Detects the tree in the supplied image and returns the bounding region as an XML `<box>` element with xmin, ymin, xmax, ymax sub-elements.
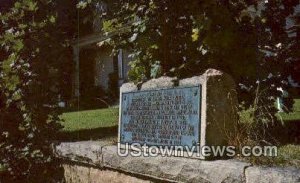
<box><xmin>0</xmin><ymin>0</ymin><xmax>75</xmax><ymax>181</ymax></box>
<box><xmin>84</xmin><ymin>0</ymin><xmax>299</xmax><ymax>140</ymax></box>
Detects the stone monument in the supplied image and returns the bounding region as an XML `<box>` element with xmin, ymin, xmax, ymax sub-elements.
<box><xmin>118</xmin><ymin>69</ymin><xmax>238</xmax><ymax>159</ymax></box>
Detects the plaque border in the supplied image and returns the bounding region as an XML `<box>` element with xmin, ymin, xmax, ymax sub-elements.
<box><xmin>118</xmin><ymin>85</ymin><xmax>203</xmax><ymax>158</ymax></box>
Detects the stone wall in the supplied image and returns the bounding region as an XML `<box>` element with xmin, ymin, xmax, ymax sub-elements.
<box><xmin>56</xmin><ymin>141</ymin><xmax>300</xmax><ymax>183</ymax></box>
<box><xmin>63</xmin><ymin>164</ymin><xmax>152</xmax><ymax>183</ymax></box>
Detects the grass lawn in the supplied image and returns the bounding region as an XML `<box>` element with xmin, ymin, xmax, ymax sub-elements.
<box><xmin>244</xmin><ymin>144</ymin><xmax>300</xmax><ymax>168</ymax></box>
<box><xmin>60</xmin><ymin>107</ymin><xmax>119</xmax><ymax>132</ymax></box>
<box><xmin>276</xmin><ymin>144</ymin><xmax>300</xmax><ymax>168</ymax></box>
<box><xmin>242</xmin><ymin>99</ymin><xmax>300</xmax><ymax>167</ymax></box>
<box><xmin>0</xmin><ymin>164</ymin><xmax>6</xmax><ymax>172</ymax></box>
<box><xmin>60</xmin><ymin>99</ymin><xmax>300</xmax><ymax>132</ymax></box>
<box><xmin>278</xmin><ymin>99</ymin><xmax>300</xmax><ymax>121</ymax></box>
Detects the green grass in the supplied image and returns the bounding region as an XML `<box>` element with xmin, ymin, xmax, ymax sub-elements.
<box><xmin>279</xmin><ymin>99</ymin><xmax>300</xmax><ymax>121</ymax></box>
<box><xmin>0</xmin><ymin>164</ymin><xmax>6</xmax><ymax>172</ymax></box>
<box><xmin>61</xmin><ymin>99</ymin><xmax>300</xmax><ymax>132</ymax></box>
<box><xmin>60</xmin><ymin>107</ymin><xmax>119</xmax><ymax>132</ymax></box>
<box><xmin>245</xmin><ymin>144</ymin><xmax>300</xmax><ymax>168</ymax></box>
<box><xmin>240</xmin><ymin>99</ymin><xmax>300</xmax><ymax>167</ymax></box>
<box><xmin>276</xmin><ymin>144</ymin><xmax>300</xmax><ymax>168</ymax></box>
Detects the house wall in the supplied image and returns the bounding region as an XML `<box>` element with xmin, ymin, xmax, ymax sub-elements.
<box><xmin>122</xmin><ymin>50</ymin><xmax>131</xmax><ymax>81</ymax></box>
<box><xmin>94</xmin><ymin>48</ymin><xmax>132</xmax><ymax>90</ymax></box>
<box><xmin>94</xmin><ymin>47</ymin><xmax>114</xmax><ymax>90</ymax></box>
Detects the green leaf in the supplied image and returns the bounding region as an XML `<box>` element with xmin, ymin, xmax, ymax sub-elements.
<box><xmin>103</xmin><ymin>20</ymin><xmax>114</xmax><ymax>31</ymax></box>
<box><xmin>18</xmin><ymin>23</ymin><xmax>27</xmax><ymax>29</ymax></box>
<box><xmin>14</xmin><ymin>2</ymin><xmax>21</xmax><ymax>9</ymax></box>
<box><xmin>76</xmin><ymin>1</ymin><xmax>87</xmax><ymax>9</ymax></box>
<box><xmin>139</xmin><ymin>24</ymin><xmax>146</xmax><ymax>32</ymax></box>
<box><xmin>150</xmin><ymin>44</ymin><xmax>158</xmax><ymax>49</ymax></box>
<box><xmin>27</xmin><ymin>1</ymin><xmax>38</xmax><ymax>11</ymax></box>
<box><xmin>192</xmin><ymin>28</ymin><xmax>199</xmax><ymax>42</ymax></box>
<box><xmin>49</xmin><ymin>15</ymin><xmax>56</xmax><ymax>23</ymax></box>
<box><xmin>13</xmin><ymin>39</ymin><xmax>24</xmax><ymax>52</ymax></box>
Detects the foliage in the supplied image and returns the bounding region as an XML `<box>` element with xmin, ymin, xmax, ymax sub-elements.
<box><xmin>94</xmin><ymin>1</ymin><xmax>299</xmax><ymax>81</ymax></box>
<box><xmin>229</xmin><ymin>98</ymin><xmax>300</xmax><ymax>167</ymax></box>
<box><xmin>229</xmin><ymin>85</ymin><xmax>294</xmax><ymax>151</ymax></box>
<box><xmin>0</xmin><ymin>0</ymin><xmax>75</xmax><ymax>181</ymax></box>
<box><xmin>80</xmin><ymin>0</ymin><xmax>300</xmax><ymax>138</ymax></box>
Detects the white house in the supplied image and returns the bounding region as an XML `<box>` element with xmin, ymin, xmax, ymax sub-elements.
<box><xmin>71</xmin><ymin>13</ymin><xmax>132</xmax><ymax>97</ymax></box>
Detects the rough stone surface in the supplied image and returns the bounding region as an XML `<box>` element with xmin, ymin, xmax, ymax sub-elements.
<box><xmin>102</xmin><ymin>146</ymin><xmax>250</xmax><ymax>183</ymax></box>
<box><xmin>56</xmin><ymin>142</ymin><xmax>300</xmax><ymax>183</ymax></box>
<box><xmin>141</xmin><ymin>76</ymin><xmax>176</xmax><ymax>90</ymax></box>
<box><xmin>55</xmin><ymin>141</ymin><xmax>107</xmax><ymax>165</ymax></box>
<box><xmin>119</xmin><ymin>69</ymin><xmax>238</xmax><ymax>158</ymax></box>
<box><xmin>63</xmin><ymin>164</ymin><xmax>152</xmax><ymax>183</ymax></box>
<box><xmin>178</xmin><ymin>69</ymin><xmax>223</xmax><ymax>87</ymax></box>
<box><xmin>120</xmin><ymin>82</ymin><xmax>138</xmax><ymax>93</ymax></box>
<box><xmin>179</xmin><ymin>69</ymin><xmax>238</xmax><ymax>148</ymax></box>
<box><xmin>245</xmin><ymin>166</ymin><xmax>300</xmax><ymax>183</ymax></box>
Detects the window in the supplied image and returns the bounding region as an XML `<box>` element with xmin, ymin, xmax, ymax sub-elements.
<box><xmin>113</xmin><ymin>49</ymin><xmax>124</xmax><ymax>80</ymax></box>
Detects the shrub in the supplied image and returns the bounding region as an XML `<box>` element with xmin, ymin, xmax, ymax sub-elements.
<box><xmin>0</xmin><ymin>0</ymin><xmax>74</xmax><ymax>181</ymax></box>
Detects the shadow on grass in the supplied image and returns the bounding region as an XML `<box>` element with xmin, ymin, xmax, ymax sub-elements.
<box><xmin>273</xmin><ymin>120</ymin><xmax>300</xmax><ymax>145</ymax></box>
<box><xmin>58</xmin><ymin>125</ymin><xmax>118</xmax><ymax>142</ymax></box>
<box><xmin>56</xmin><ymin>121</ymin><xmax>299</xmax><ymax>144</ymax></box>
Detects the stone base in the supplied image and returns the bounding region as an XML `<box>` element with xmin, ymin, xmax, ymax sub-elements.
<box><xmin>63</xmin><ymin>164</ymin><xmax>152</xmax><ymax>183</ymax></box>
<box><xmin>56</xmin><ymin>141</ymin><xmax>300</xmax><ymax>183</ymax></box>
